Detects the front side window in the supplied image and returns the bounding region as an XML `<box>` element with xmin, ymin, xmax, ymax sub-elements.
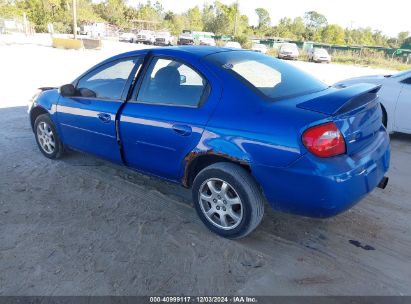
<box><xmin>136</xmin><ymin>57</ymin><xmax>207</xmax><ymax>107</ymax></box>
<box><xmin>76</xmin><ymin>58</ymin><xmax>139</xmax><ymax>100</ymax></box>
<box><xmin>206</xmin><ymin>51</ymin><xmax>328</xmax><ymax>100</ymax></box>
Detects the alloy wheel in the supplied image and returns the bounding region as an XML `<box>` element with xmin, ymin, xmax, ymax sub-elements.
<box><xmin>198</xmin><ymin>178</ymin><xmax>243</xmax><ymax>230</ymax></box>
<box><xmin>36</xmin><ymin>121</ymin><xmax>55</xmax><ymax>154</ymax></box>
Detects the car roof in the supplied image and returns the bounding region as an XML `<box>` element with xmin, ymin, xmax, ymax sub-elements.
<box><xmin>110</xmin><ymin>46</ymin><xmax>240</xmax><ymax>61</ymax></box>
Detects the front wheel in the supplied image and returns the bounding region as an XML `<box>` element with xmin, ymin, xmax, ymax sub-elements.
<box><xmin>34</xmin><ymin>114</ymin><xmax>64</xmax><ymax>159</ymax></box>
<box><xmin>192</xmin><ymin>162</ymin><xmax>264</xmax><ymax>239</ymax></box>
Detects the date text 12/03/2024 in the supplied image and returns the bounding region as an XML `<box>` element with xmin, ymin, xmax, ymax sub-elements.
<box><xmin>149</xmin><ymin>296</ymin><xmax>257</xmax><ymax>303</ymax></box>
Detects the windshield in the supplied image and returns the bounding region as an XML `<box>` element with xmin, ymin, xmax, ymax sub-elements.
<box><xmin>205</xmin><ymin>51</ymin><xmax>328</xmax><ymax>100</ymax></box>
<box><xmin>315</xmin><ymin>49</ymin><xmax>328</xmax><ymax>55</ymax></box>
<box><xmin>282</xmin><ymin>44</ymin><xmax>297</xmax><ymax>50</ymax></box>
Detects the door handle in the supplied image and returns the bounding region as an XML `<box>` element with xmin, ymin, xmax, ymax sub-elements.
<box><xmin>172</xmin><ymin>124</ymin><xmax>192</xmax><ymax>136</ymax></box>
<box><xmin>97</xmin><ymin>113</ymin><xmax>111</xmax><ymax>123</ymax></box>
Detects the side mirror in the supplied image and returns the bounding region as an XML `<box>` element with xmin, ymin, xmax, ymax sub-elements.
<box><xmin>78</xmin><ymin>88</ymin><xmax>96</xmax><ymax>98</ymax></box>
<box><xmin>180</xmin><ymin>75</ymin><xmax>186</xmax><ymax>84</ymax></box>
<box><xmin>59</xmin><ymin>84</ymin><xmax>76</xmax><ymax>97</ymax></box>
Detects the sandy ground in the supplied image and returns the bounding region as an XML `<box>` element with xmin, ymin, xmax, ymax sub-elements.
<box><xmin>1</xmin><ymin>35</ymin><xmax>411</xmax><ymax>296</ymax></box>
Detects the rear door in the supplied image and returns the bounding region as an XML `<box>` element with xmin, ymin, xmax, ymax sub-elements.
<box><xmin>119</xmin><ymin>54</ymin><xmax>221</xmax><ymax>181</ymax></box>
<box><xmin>57</xmin><ymin>56</ymin><xmax>143</xmax><ymax>163</ymax></box>
<box><xmin>394</xmin><ymin>76</ymin><xmax>411</xmax><ymax>132</ymax></box>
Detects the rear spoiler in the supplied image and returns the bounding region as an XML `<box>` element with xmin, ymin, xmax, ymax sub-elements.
<box><xmin>297</xmin><ymin>83</ymin><xmax>381</xmax><ymax>116</ymax></box>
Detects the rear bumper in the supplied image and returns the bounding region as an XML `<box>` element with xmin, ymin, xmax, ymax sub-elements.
<box><xmin>252</xmin><ymin>129</ymin><xmax>390</xmax><ymax>218</ymax></box>
<box><xmin>314</xmin><ymin>58</ymin><xmax>331</xmax><ymax>63</ymax></box>
<box><xmin>279</xmin><ymin>54</ymin><xmax>298</xmax><ymax>60</ymax></box>
<box><xmin>136</xmin><ymin>39</ymin><xmax>152</xmax><ymax>44</ymax></box>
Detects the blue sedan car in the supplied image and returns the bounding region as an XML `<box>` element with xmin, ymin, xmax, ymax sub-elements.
<box><xmin>28</xmin><ymin>46</ymin><xmax>390</xmax><ymax>238</ymax></box>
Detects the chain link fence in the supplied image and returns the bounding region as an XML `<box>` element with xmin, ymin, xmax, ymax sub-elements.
<box><xmin>0</xmin><ymin>15</ymin><xmax>34</xmax><ymax>34</ymax></box>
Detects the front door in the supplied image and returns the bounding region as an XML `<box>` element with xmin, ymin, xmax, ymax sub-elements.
<box><xmin>57</xmin><ymin>56</ymin><xmax>142</xmax><ymax>162</ymax></box>
<box><xmin>119</xmin><ymin>55</ymin><xmax>220</xmax><ymax>181</ymax></box>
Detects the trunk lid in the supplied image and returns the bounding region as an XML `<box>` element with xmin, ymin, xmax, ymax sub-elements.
<box><xmin>298</xmin><ymin>84</ymin><xmax>384</xmax><ymax>156</ymax></box>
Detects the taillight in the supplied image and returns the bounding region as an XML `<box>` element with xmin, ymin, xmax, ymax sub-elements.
<box><xmin>302</xmin><ymin>122</ymin><xmax>346</xmax><ymax>158</ymax></box>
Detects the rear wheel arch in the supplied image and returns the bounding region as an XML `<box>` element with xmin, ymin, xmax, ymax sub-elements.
<box><xmin>191</xmin><ymin>161</ymin><xmax>265</xmax><ymax>238</ymax></box>
<box><xmin>183</xmin><ymin>153</ymin><xmax>252</xmax><ymax>188</ymax></box>
<box><xmin>30</xmin><ymin>106</ymin><xmax>49</xmax><ymax>130</ymax></box>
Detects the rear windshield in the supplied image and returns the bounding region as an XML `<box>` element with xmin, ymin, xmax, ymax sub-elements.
<box><xmin>205</xmin><ymin>51</ymin><xmax>328</xmax><ymax>100</ymax></box>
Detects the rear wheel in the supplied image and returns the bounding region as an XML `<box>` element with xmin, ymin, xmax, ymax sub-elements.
<box><xmin>34</xmin><ymin>114</ymin><xmax>64</xmax><ymax>159</ymax></box>
<box><xmin>192</xmin><ymin>162</ymin><xmax>264</xmax><ymax>239</ymax></box>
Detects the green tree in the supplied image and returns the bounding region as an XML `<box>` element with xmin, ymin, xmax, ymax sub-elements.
<box><xmin>398</xmin><ymin>31</ymin><xmax>410</xmax><ymax>46</ymax></box>
<box><xmin>77</xmin><ymin>0</ymin><xmax>101</xmax><ymax>23</ymax></box>
<box><xmin>304</xmin><ymin>11</ymin><xmax>327</xmax><ymax>29</ymax></box>
<box><xmin>321</xmin><ymin>24</ymin><xmax>345</xmax><ymax>44</ymax></box>
<box><xmin>289</xmin><ymin>17</ymin><xmax>305</xmax><ymax>40</ymax></box>
<box><xmin>203</xmin><ymin>1</ymin><xmax>247</xmax><ymax>36</ymax></box>
<box><xmin>162</xmin><ymin>12</ymin><xmax>187</xmax><ymax>35</ymax></box>
<box><xmin>255</xmin><ymin>7</ymin><xmax>270</xmax><ymax>29</ymax></box>
<box><xmin>0</xmin><ymin>0</ymin><xmax>23</xmax><ymax>18</ymax></box>
<box><xmin>304</xmin><ymin>11</ymin><xmax>327</xmax><ymax>41</ymax></box>
<box><xmin>272</xmin><ymin>17</ymin><xmax>295</xmax><ymax>39</ymax></box>
<box><xmin>186</xmin><ymin>6</ymin><xmax>203</xmax><ymax>31</ymax></box>
<box><xmin>372</xmin><ymin>30</ymin><xmax>388</xmax><ymax>46</ymax></box>
<box><xmin>95</xmin><ymin>0</ymin><xmax>126</xmax><ymax>27</ymax></box>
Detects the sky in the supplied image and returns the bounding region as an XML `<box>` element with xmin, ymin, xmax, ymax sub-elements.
<box><xmin>128</xmin><ymin>0</ymin><xmax>411</xmax><ymax>37</ymax></box>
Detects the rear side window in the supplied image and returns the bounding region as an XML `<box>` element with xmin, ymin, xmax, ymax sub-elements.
<box><xmin>206</xmin><ymin>51</ymin><xmax>327</xmax><ymax>100</ymax></box>
<box><xmin>136</xmin><ymin>57</ymin><xmax>207</xmax><ymax>107</ymax></box>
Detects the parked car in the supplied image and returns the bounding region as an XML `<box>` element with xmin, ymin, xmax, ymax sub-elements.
<box><xmin>177</xmin><ymin>33</ymin><xmax>195</xmax><ymax>45</ymax></box>
<box><xmin>199</xmin><ymin>37</ymin><xmax>216</xmax><ymax>46</ymax></box>
<box><xmin>224</xmin><ymin>41</ymin><xmax>242</xmax><ymax>49</ymax></box>
<box><xmin>135</xmin><ymin>30</ymin><xmax>155</xmax><ymax>45</ymax></box>
<box><xmin>308</xmin><ymin>48</ymin><xmax>331</xmax><ymax>63</ymax></box>
<box><xmin>154</xmin><ymin>31</ymin><xmax>174</xmax><ymax>46</ymax></box>
<box><xmin>335</xmin><ymin>69</ymin><xmax>411</xmax><ymax>134</ymax></box>
<box><xmin>119</xmin><ymin>32</ymin><xmax>136</xmax><ymax>43</ymax></box>
<box><xmin>28</xmin><ymin>47</ymin><xmax>390</xmax><ymax>239</ymax></box>
<box><xmin>251</xmin><ymin>43</ymin><xmax>267</xmax><ymax>54</ymax></box>
<box><xmin>278</xmin><ymin>43</ymin><xmax>299</xmax><ymax>60</ymax></box>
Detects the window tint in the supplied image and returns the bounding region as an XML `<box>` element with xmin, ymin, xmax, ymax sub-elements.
<box><xmin>206</xmin><ymin>51</ymin><xmax>328</xmax><ymax>100</ymax></box>
<box><xmin>77</xmin><ymin>58</ymin><xmax>139</xmax><ymax>100</ymax></box>
<box><xmin>402</xmin><ymin>77</ymin><xmax>411</xmax><ymax>85</ymax></box>
<box><xmin>137</xmin><ymin>58</ymin><xmax>207</xmax><ymax>107</ymax></box>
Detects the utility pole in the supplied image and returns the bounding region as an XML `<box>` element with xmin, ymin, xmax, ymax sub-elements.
<box><xmin>23</xmin><ymin>12</ymin><xmax>28</xmax><ymax>36</ymax></box>
<box><xmin>233</xmin><ymin>0</ymin><xmax>239</xmax><ymax>36</ymax></box>
<box><xmin>72</xmin><ymin>0</ymin><xmax>77</xmax><ymax>39</ymax></box>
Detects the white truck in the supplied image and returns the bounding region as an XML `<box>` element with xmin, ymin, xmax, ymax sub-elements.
<box><xmin>135</xmin><ymin>30</ymin><xmax>155</xmax><ymax>45</ymax></box>
<box><xmin>154</xmin><ymin>31</ymin><xmax>174</xmax><ymax>46</ymax></box>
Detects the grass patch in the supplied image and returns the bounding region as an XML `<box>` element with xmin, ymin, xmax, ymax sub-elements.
<box><xmin>267</xmin><ymin>47</ymin><xmax>410</xmax><ymax>71</ymax></box>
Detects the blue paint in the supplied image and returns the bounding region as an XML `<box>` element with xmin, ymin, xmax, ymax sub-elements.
<box><xmin>29</xmin><ymin>46</ymin><xmax>390</xmax><ymax>218</ymax></box>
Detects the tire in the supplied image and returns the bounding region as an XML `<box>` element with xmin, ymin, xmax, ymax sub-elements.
<box><xmin>34</xmin><ymin>114</ymin><xmax>64</xmax><ymax>159</ymax></box>
<box><xmin>192</xmin><ymin>162</ymin><xmax>264</xmax><ymax>239</ymax></box>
